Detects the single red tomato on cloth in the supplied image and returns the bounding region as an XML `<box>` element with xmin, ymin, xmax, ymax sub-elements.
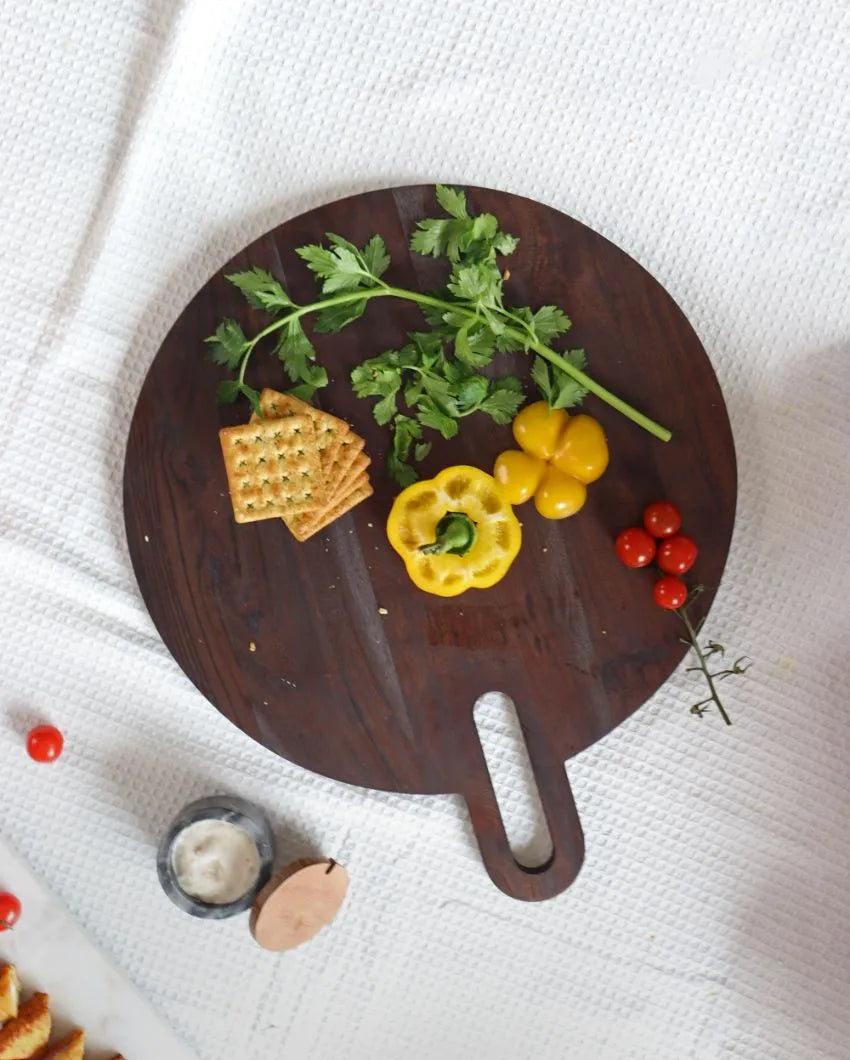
<box><xmin>657</xmin><ymin>534</ymin><xmax>698</xmax><ymax>575</ymax></box>
<box><xmin>27</xmin><ymin>724</ymin><xmax>64</xmax><ymax>763</ymax></box>
<box><xmin>615</xmin><ymin>527</ymin><xmax>657</xmax><ymax>569</ymax></box>
<box><xmin>0</xmin><ymin>892</ymin><xmax>21</xmax><ymax>931</ymax></box>
<box><xmin>643</xmin><ymin>500</ymin><xmax>682</xmax><ymax>539</ymax></box>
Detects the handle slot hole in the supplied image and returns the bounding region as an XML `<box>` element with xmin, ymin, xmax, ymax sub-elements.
<box><xmin>473</xmin><ymin>692</ymin><xmax>554</xmax><ymax>869</ymax></box>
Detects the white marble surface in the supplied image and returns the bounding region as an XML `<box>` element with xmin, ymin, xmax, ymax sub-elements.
<box><xmin>1</xmin><ymin>1</ymin><xmax>849</xmax><ymax>1059</ymax></box>
<box><xmin>0</xmin><ymin>835</ymin><xmax>197</xmax><ymax>1060</ymax></box>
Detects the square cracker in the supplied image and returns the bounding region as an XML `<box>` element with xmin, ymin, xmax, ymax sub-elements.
<box><xmin>324</xmin><ymin>432</ymin><xmax>365</xmax><ymax>493</ymax></box>
<box><xmin>285</xmin><ymin>452</ymin><xmax>370</xmax><ymax>536</ymax></box>
<box><xmin>258</xmin><ymin>389</ymin><xmax>349</xmax><ymax>476</ymax></box>
<box><xmin>327</xmin><ymin>451</ymin><xmax>371</xmax><ymax>507</ymax></box>
<box><xmin>219</xmin><ymin>415</ymin><xmax>327</xmax><ymax>522</ymax></box>
<box><xmin>287</xmin><ymin>480</ymin><xmax>374</xmax><ymax>542</ymax></box>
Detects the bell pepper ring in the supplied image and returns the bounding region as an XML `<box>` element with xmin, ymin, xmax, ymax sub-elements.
<box><xmin>386</xmin><ymin>466</ymin><xmax>522</xmax><ymax>597</ymax></box>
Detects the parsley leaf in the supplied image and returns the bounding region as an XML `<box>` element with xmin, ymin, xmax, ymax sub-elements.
<box><xmin>454</xmin><ymin>324</ymin><xmax>496</xmax><ymax>368</ymax></box>
<box><xmin>226</xmin><ymin>267</ymin><xmax>294</xmax><ymax>313</ymax></box>
<box><xmin>478</xmin><ymin>384</ymin><xmax>525</xmax><ymax>424</ymax></box>
<box><xmin>294</xmin><ymin>244</ymin><xmax>339</xmax><ymax>281</ymax></box>
<box><xmin>239</xmin><ymin>383</ymin><xmax>262</xmax><ymax>416</ymax></box>
<box><xmin>313</xmin><ymin>298</ymin><xmax>367</xmax><ymax>333</ymax></box>
<box><xmin>351</xmin><ymin>356</ymin><xmax>403</xmax><ymax>399</ymax></box>
<box><xmin>373</xmin><ymin>389</ymin><xmax>399</xmax><ymax>425</ymax></box>
<box><xmin>494</xmin><ymin>232</ymin><xmax>520</xmax><ymax>256</ymax></box>
<box><xmin>417</xmin><ymin>398</ymin><xmax>458</xmax><ymax>439</ymax></box>
<box><xmin>435</xmin><ymin>184</ymin><xmax>469</xmax><ymax>219</ymax></box>
<box><xmin>410</xmin><ymin>217</ymin><xmax>472</xmax><ymax>262</ymax></box>
<box><xmin>531</xmin><ymin>306</ymin><xmax>571</xmax><ymax>344</ymax></box>
<box><xmin>205</xmin><ymin>319</ymin><xmax>248</xmax><ymax>371</ymax></box>
<box><xmin>455</xmin><ymin>375</ymin><xmax>489</xmax><ymax>411</ymax></box>
<box><xmin>531</xmin><ymin>355</ymin><xmax>552</xmax><ymax>399</ymax></box>
<box><xmin>297</xmin><ymin>235</ymin><xmax>382</xmax><ymax>294</ymax></box>
<box><xmin>388</xmin><ymin>415</ymin><xmax>422</xmax><ymax>486</ymax></box>
<box><xmin>362</xmin><ymin>235</ymin><xmax>390</xmax><ymax>279</ymax></box>
<box><xmin>215</xmin><ymin>379</ymin><xmax>241</xmax><ymax>405</ymax></box>
<box><xmin>447</xmin><ymin>263</ymin><xmax>502</xmax><ymax>308</ymax></box>
<box><xmin>275</xmin><ymin>318</ymin><xmax>317</xmax><ymax>384</ymax></box>
<box><xmin>532</xmin><ymin>351</ymin><xmax>589</xmax><ymax>409</ymax></box>
<box><xmin>288</xmin><ymin>383</ymin><xmax>318</xmax><ymax>403</ymax></box>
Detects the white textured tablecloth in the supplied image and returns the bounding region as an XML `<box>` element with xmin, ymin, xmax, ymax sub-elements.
<box><xmin>2</xmin><ymin>2</ymin><xmax>849</xmax><ymax>1058</ymax></box>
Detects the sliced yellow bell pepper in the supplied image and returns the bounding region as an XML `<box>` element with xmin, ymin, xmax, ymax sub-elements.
<box><xmin>387</xmin><ymin>465</ymin><xmax>522</xmax><ymax>597</ymax></box>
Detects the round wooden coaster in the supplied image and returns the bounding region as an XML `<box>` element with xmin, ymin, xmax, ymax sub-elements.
<box><xmin>249</xmin><ymin>858</ymin><xmax>349</xmax><ymax>951</ymax></box>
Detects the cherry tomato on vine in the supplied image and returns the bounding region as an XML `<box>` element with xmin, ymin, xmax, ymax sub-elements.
<box><xmin>615</xmin><ymin>527</ymin><xmax>657</xmax><ymax>568</ymax></box>
<box><xmin>643</xmin><ymin>500</ymin><xmax>682</xmax><ymax>539</ymax></box>
<box><xmin>657</xmin><ymin>534</ymin><xmax>698</xmax><ymax>575</ymax></box>
<box><xmin>0</xmin><ymin>892</ymin><xmax>21</xmax><ymax>931</ymax></box>
<box><xmin>26</xmin><ymin>725</ymin><xmax>64</xmax><ymax>763</ymax></box>
<box><xmin>653</xmin><ymin>575</ymin><xmax>688</xmax><ymax>610</ymax></box>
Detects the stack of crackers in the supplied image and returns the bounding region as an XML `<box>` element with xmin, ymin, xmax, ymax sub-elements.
<box><xmin>0</xmin><ymin>963</ymin><xmax>124</xmax><ymax>1058</ymax></box>
<box><xmin>219</xmin><ymin>389</ymin><xmax>373</xmax><ymax>542</ymax></box>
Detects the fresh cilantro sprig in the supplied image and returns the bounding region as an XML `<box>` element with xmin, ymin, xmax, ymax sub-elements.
<box><xmin>350</xmin><ymin>332</ymin><xmax>524</xmax><ymax>483</ymax></box>
<box><xmin>206</xmin><ymin>185</ymin><xmax>671</xmax><ymax>484</ymax></box>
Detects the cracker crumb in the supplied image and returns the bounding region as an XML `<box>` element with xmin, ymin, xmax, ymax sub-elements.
<box><xmin>249</xmin><ymin>641</ymin><xmax>257</xmax><ymax>652</ymax></box>
<box><xmin>378</xmin><ymin>607</ymin><xmax>388</xmax><ymax>616</ymax></box>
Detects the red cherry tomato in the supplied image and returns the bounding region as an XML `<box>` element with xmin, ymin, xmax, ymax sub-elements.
<box><xmin>615</xmin><ymin>527</ymin><xmax>657</xmax><ymax>568</ymax></box>
<box><xmin>657</xmin><ymin>534</ymin><xmax>698</xmax><ymax>575</ymax></box>
<box><xmin>643</xmin><ymin>501</ymin><xmax>682</xmax><ymax>539</ymax></box>
<box><xmin>653</xmin><ymin>575</ymin><xmax>688</xmax><ymax>610</ymax></box>
<box><xmin>0</xmin><ymin>892</ymin><xmax>21</xmax><ymax>932</ymax></box>
<box><xmin>27</xmin><ymin>725</ymin><xmax>64</xmax><ymax>763</ymax></box>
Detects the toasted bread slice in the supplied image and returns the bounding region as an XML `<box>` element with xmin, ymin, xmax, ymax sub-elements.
<box><xmin>0</xmin><ymin>965</ymin><xmax>19</xmax><ymax>1023</ymax></box>
<box><xmin>38</xmin><ymin>1028</ymin><xmax>86</xmax><ymax>1059</ymax></box>
<box><xmin>0</xmin><ymin>991</ymin><xmax>51</xmax><ymax>1057</ymax></box>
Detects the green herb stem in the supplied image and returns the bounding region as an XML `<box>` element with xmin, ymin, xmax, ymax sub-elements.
<box><xmin>235</xmin><ymin>284</ymin><xmax>670</xmax><ymax>441</ymax></box>
<box><xmin>237</xmin><ymin>288</ymin><xmax>394</xmax><ymax>386</ymax></box>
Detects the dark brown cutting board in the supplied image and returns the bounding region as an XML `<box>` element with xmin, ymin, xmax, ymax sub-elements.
<box><xmin>123</xmin><ymin>186</ymin><xmax>736</xmax><ymax>901</ymax></box>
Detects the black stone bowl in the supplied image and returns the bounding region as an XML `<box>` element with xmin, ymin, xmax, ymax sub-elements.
<box><xmin>157</xmin><ymin>795</ymin><xmax>275</xmax><ymax>919</ymax></box>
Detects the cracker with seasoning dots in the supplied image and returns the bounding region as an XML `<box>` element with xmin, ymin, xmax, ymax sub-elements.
<box><xmin>287</xmin><ymin>479</ymin><xmax>374</xmax><ymax>542</ymax></box>
<box><xmin>257</xmin><ymin>389</ymin><xmax>349</xmax><ymax>479</ymax></box>
<box><xmin>219</xmin><ymin>415</ymin><xmax>326</xmax><ymax>522</ymax></box>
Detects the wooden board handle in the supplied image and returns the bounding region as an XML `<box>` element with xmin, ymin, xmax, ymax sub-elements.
<box><xmin>465</xmin><ymin>717</ymin><xmax>585</xmax><ymax>902</ymax></box>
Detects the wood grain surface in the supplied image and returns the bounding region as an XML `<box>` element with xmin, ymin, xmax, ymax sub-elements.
<box><xmin>123</xmin><ymin>186</ymin><xmax>736</xmax><ymax>901</ymax></box>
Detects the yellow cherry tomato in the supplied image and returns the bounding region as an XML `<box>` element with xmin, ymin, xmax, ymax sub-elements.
<box><xmin>551</xmin><ymin>414</ymin><xmax>609</xmax><ymax>484</ymax></box>
<box><xmin>511</xmin><ymin>401</ymin><xmax>570</xmax><ymax>461</ymax></box>
<box><xmin>493</xmin><ymin>450</ymin><xmax>546</xmax><ymax>505</ymax></box>
<box><xmin>533</xmin><ymin>466</ymin><xmax>587</xmax><ymax>520</ymax></box>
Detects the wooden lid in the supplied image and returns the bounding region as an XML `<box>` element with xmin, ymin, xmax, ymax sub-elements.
<box><xmin>249</xmin><ymin>858</ymin><xmax>349</xmax><ymax>951</ymax></box>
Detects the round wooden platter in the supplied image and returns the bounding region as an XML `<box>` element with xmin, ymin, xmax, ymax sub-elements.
<box><xmin>123</xmin><ymin>186</ymin><xmax>736</xmax><ymax>902</ymax></box>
